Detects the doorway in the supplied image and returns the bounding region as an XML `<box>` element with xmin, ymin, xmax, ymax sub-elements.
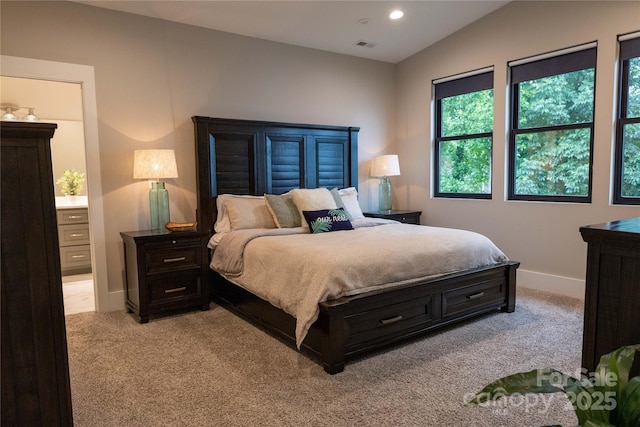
<box><xmin>1</xmin><ymin>55</ymin><xmax>111</xmax><ymax>313</ymax></box>
<box><xmin>1</xmin><ymin>76</ymin><xmax>95</xmax><ymax>314</ymax></box>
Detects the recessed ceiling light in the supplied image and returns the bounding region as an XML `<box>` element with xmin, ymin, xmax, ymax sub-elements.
<box><xmin>389</xmin><ymin>10</ymin><xmax>404</xmax><ymax>20</ymax></box>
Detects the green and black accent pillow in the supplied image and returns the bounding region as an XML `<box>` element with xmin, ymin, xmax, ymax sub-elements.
<box><xmin>302</xmin><ymin>208</ymin><xmax>353</xmax><ymax>234</ymax></box>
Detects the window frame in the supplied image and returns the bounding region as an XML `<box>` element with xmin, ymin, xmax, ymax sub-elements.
<box><xmin>507</xmin><ymin>46</ymin><xmax>597</xmax><ymax>203</ymax></box>
<box><xmin>433</xmin><ymin>69</ymin><xmax>494</xmax><ymax>199</ymax></box>
<box><xmin>613</xmin><ymin>35</ymin><xmax>640</xmax><ymax>205</ymax></box>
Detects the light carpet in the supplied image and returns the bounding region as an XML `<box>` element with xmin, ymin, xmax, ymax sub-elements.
<box><xmin>65</xmin><ymin>287</ymin><xmax>584</xmax><ymax>426</ymax></box>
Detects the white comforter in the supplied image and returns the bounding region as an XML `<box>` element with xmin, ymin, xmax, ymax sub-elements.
<box><xmin>210</xmin><ymin>220</ymin><xmax>508</xmax><ymax>348</ymax></box>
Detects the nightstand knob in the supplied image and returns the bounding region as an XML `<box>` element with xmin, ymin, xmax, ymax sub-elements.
<box><xmin>172</xmin><ymin>240</ymin><xmax>177</xmax><ymax>244</ymax></box>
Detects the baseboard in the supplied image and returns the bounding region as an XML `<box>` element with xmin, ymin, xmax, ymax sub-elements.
<box><xmin>517</xmin><ymin>269</ymin><xmax>585</xmax><ymax>300</ymax></box>
<box><xmin>106</xmin><ymin>290</ymin><xmax>126</xmax><ymax>312</ymax></box>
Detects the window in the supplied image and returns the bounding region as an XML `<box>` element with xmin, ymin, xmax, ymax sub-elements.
<box><xmin>434</xmin><ymin>70</ymin><xmax>494</xmax><ymax>199</ymax></box>
<box><xmin>508</xmin><ymin>45</ymin><xmax>597</xmax><ymax>202</ymax></box>
<box><xmin>614</xmin><ymin>35</ymin><xmax>640</xmax><ymax>205</ymax></box>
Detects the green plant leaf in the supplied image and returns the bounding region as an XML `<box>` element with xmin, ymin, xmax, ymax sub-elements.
<box><xmin>599</xmin><ymin>345</ymin><xmax>640</xmax><ymax>388</ymax></box>
<box><xmin>466</xmin><ymin>368</ymin><xmax>570</xmax><ymax>406</ymax></box>
<box><xmin>563</xmin><ymin>376</ymin><xmax>607</xmax><ymax>425</ymax></box>
<box><xmin>594</xmin><ymin>344</ymin><xmax>640</xmax><ymax>425</ymax></box>
<box><xmin>617</xmin><ymin>376</ymin><xmax>640</xmax><ymax>427</ymax></box>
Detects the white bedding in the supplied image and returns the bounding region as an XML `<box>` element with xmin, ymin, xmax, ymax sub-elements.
<box><xmin>210</xmin><ymin>220</ymin><xmax>508</xmax><ymax>348</ymax></box>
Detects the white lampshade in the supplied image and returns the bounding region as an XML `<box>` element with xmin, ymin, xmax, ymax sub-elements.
<box><xmin>372</xmin><ymin>154</ymin><xmax>401</xmax><ymax>177</ymax></box>
<box><xmin>133</xmin><ymin>149</ymin><xmax>178</xmax><ymax>180</ymax></box>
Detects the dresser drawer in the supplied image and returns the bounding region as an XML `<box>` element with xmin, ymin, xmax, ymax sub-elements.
<box><xmin>145</xmin><ymin>246</ymin><xmax>201</xmax><ymax>275</ymax></box>
<box><xmin>345</xmin><ymin>289</ymin><xmax>438</xmax><ymax>348</ymax></box>
<box><xmin>58</xmin><ymin>224</ymin><xmax>90</xmax><ymax>246</ymax></box>
<box><xmin>60</xmin><ymin>245</ymin><xmax>92</xmax><ymax>269</ymax></box>
<box><xmin>57</xmin><ymin>208</ymin><xmax>89</xmax><ymax>224</ymax></box>
<box><xmin>442</xmin><ymin>278</ymin><xmax>506</xmax><ymax>319</ymax></box>
<box><xmin>147</xmin><ymin>273</ymin><xmax>200</xmax><ymax>306</ymax></box>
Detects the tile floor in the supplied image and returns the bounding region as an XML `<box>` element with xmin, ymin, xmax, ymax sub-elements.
<box><xmin>62</xmin><ymin>273</ymin><xmax>95</xmax><ymax>315</ymax></box>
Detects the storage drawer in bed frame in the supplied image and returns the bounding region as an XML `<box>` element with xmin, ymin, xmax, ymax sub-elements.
<box><xmin>212</xmin><ymin>261</ymin><xmax>519</xmax><ymax>374</ymax></box>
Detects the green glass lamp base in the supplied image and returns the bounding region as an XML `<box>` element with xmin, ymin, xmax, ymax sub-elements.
<box><xmin>149</xmin><ymin>181</ymin><xmax>170</xmax><ymax>229</ymax></box>
<box><xmin>378</xmin><ymin>177</ymin><xmax>392</xmax><ymax>212</ymax></box>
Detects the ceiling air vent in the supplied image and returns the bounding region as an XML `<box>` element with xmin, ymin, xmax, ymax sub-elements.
<box><xmin>354</xmin><ymin>40</ymin><xmax>377</xmax><ymax>48</ymax></box>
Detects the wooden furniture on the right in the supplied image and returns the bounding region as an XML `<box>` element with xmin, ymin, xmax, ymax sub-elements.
<box><xmin>364</xmin><ymin>210</ymin><xmax>422</xmax><ymax>224</ymax></box>
<box><xmin>1</xmin><ymin>122</ymin><xmax>73</xmax><ymax>426</ymax></box>
<box><xmin>580</xmin><ymin>217</ymin><xmax>640</xmax><ymax>373</ymax></box>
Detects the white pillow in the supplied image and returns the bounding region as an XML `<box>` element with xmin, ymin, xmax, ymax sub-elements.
<box><xmin>214</xmin><ymin>196</ymin><xmax>232</xmax><ymax>234</ymax></box>
<box><xmin>215</xmin><ymin>194</ymin><xmax>276</xmax><ymax>231</ymax></box>
<box><xmin>290</xmin><ymin>188</ymin><xmax>337</xmax><ymax>229</ymax></box>
<box><xmin>338</xmin><ymin>187</ymin><xmax>365</xmax><ymax>219</ymax></box>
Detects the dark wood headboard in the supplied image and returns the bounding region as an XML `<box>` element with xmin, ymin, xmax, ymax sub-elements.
<box><xmin>192</xmin><ymin>117</ymin><xmax>359</xmax><ymax>234</ymax></box>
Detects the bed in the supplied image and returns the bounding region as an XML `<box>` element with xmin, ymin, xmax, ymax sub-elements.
<box><xmin>193</xmin><ymin>116</ymin><xmax>519</xmax><ymax>374</ymax></box>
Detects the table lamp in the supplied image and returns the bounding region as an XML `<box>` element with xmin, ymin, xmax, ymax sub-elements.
<box><xmin>372</xmin><ymin>154</ymin><xmax>400</xmax><ymax>212</ymax></box>
<box><xmin>133</xmin><ymin>149</ymin><xmax>178</xmax><ymax>229</ymax></box>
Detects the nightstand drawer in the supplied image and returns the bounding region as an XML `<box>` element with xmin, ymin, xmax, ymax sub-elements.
<box><xmin>145</xmin><ymin>246</ymin><xmax>201</xmax><ymax>274</ymax></box>
<box><xmin>148</xmin><ymin>274</ymin><xmax>200</xmax><ymax>306</ymax></box>
<box><xmin>363</xmin><ymin>210</ymin><xmax>421</xmax><ymax>224</ymax></box>
<box><xmin>58</xmin><ymin>224</ymin><xmax>90</xmax><ymax>246</ymax></box>
<box><xmin>442</xmin><ymin>278</ymin><xmax>506</xmax><ymax>318</ymax></box>
<box><xmin>386</xmin><ymin>213</ymin><xmax>420</xmax><ymax>224</ymax></box>
<box><xmin>57</xmin><ymin>208</ymin><xmax>89</xmax><ymax>224</ymax></box>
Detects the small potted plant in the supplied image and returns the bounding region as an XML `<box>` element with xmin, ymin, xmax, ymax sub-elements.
<box><xmin>56</xmin><ymin>168</ymin><xmax>85</xmax><ymax>200</ymax></box>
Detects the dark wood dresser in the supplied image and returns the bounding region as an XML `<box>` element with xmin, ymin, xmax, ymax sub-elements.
<box><xmin>1</xmin><ymin>122</ymin><xmax>74</xmax><ymax>425</ymax></box>
<box><xmin>580</xmin><ymin>217</ymin><xmax>640</xmax><ymax>373</ymax></box>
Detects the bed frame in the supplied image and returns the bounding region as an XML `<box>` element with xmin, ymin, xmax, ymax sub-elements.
<box><xmin>193</xmin><ymin>116</ymin><xmax>519</xmax><ymax>374</ymax></box>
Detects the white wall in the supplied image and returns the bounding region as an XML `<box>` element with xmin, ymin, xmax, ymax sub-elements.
<box><xmin>395</xmin><ymin>1</ymin><xmax>640</xmax><ymax>298</ymax></box>
<box><xmin>0</xmin><ymin>1</ymin><xmax>396</xmax><ymax>297</ymax></box>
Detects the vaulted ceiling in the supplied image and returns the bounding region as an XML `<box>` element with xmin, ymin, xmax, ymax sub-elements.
<box><xmin>76</xmin><ymin>1</ymin><xmax>509</xmax><ymax>64</ymax></box>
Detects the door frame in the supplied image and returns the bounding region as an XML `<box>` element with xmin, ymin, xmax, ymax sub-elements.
<box><xmin>2</xmin><ymin>55</ymin><xmax>111</xmax><ymax>312</ymax></box>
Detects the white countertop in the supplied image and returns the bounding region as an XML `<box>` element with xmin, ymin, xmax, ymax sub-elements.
<box><xmin>55</xmin><ymin>196</ymin><xmax>88</xmax><ymax>209</ymax></box>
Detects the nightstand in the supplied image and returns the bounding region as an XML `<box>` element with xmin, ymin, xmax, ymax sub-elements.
<box><xmin>120</xmin><ymin>229</ymin><xmax>210</xmax><ymax>323</ymax></box>
<box><xmin>363</xmin><ymin>210</ymin><xmax>422</xmax><ymax>224</ymax></box>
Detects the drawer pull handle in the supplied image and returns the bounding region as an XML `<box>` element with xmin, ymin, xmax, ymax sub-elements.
<box><xmin>71</xmin><ymin>255</ymin><xmax>86</xmax><ymax>259</ymax></box>
<box><xmin>164</xmin><ymin>256</ymin><xmax>186</xmax><ymax>263</ymax></box>
<box><xmin>467</xmin><ymin>292</ymin><xmax>485</xmax><ymax>300</ymax></box>
<box><xmin>380</xmin><ymin>315</ymin><xmax>403</xmax><ymax>326</ymax></box>
<box><xmin>70</xmin><ymin>233</ymin><xmax>85</xmax><ymax>237</ymax></box>
<box><xmin>165</xmin><ymin>286</ymin><xmax>187</xmax><ymax>294</ymax></box>
<box><xmin>68</xmin><ymin>215</ymin><xmax>83</xmax><ymax>219</ymax></box>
